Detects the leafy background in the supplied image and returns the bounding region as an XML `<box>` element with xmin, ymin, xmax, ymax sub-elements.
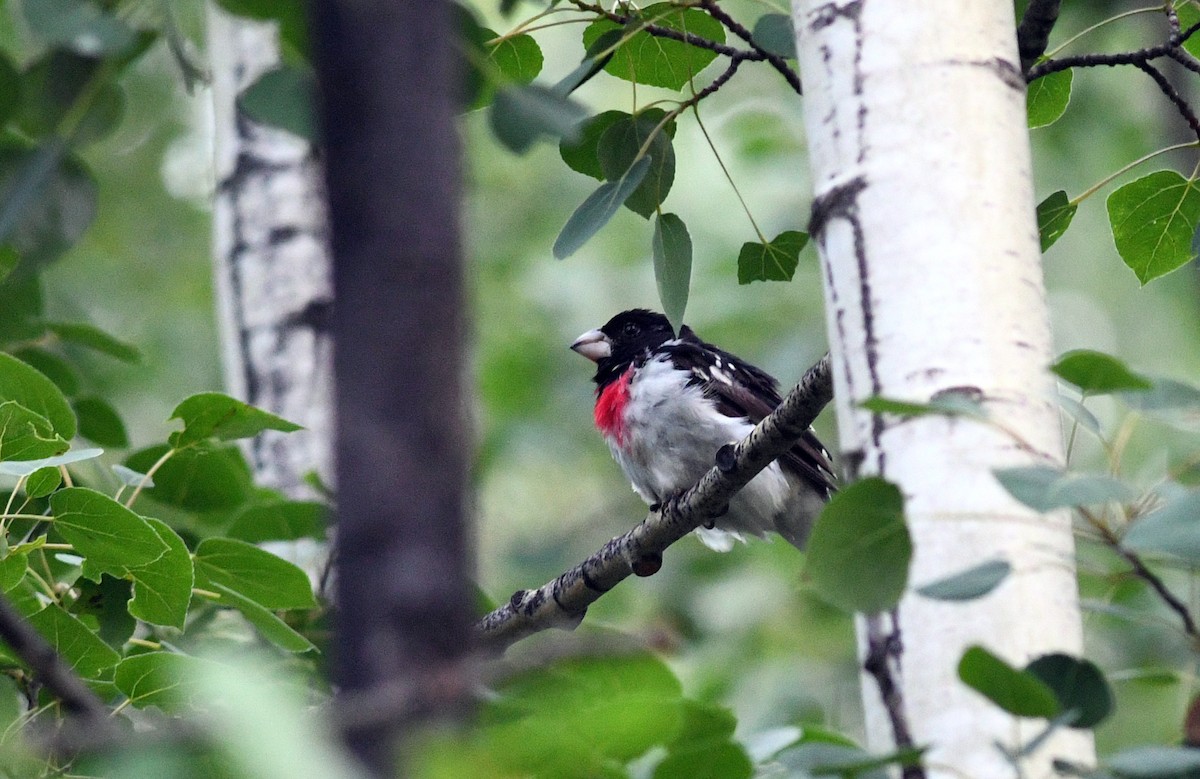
<box><xmin>0</xmin><ymin>0</ymin><xmax>1198</xmax><ymax>774</ymax></box>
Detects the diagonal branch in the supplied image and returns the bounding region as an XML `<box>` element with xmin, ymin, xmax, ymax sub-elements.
<box><xmin>1134</xmin><ymin>60</ymin><xmax>1200</xmax><ymax>142</ymax></box>
<box><xmin>0</xmin><ymin>593</ymin><xmax>111</xmax><ymax>723</ymax></box>
<box><xmin>695</xmin><ymin>0</ymin><xmax>802</xmax><ymax>94</ymax></box>
<box><xmin>475</xmin><ymin>355</ymin><xmax>833</xmax><ymax>653</ymax></box>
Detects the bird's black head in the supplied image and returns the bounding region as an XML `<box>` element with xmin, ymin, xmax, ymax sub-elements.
<box><xmin>571</xmin><ymin>309</ymin><xmax>676</xmax><ymax>386</ymax></box>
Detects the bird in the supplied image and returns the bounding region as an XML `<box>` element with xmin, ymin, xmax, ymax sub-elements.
<box><xmin>571</xmin><ymin>309</ymin><xmax>836</xmax><ymax>551</ymax></box>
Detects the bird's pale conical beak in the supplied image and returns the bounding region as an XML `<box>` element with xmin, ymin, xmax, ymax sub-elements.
<box><xmin>570</xmin><ymin>328</ymin><xmax>611</xmax><ymax>362</ymax></box>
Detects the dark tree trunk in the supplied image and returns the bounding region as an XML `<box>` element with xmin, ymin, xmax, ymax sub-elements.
<box><xmin>310</xmin><ymin>0</ymin><xmax>472</xmax><ymax>771</ymax></box>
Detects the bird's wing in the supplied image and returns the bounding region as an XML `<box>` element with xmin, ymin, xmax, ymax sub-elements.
<box><xmin>667</xmin><ymin>330</ymin><xmax>837</xmax><ymax>498</ymax></box>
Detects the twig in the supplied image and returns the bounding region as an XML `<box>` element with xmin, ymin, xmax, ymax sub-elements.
<box><xmin>1027</xmin><ymin>20</ymin><xmax>1200</xmax><ymax>82</ymax></box>
<box><xmin>1016</xmin><ymin>0</ymin><xmax>1062</xmax><ymax>73</ymax></box>
<box><xmin>863</xmin><ymin>613</ymin><xmax>926</xmax><ymax>779</ymax></box>
<box><xmin>695</xmin><ymin>0</ymin><xmax>802</xmax><ymax>94</ymax></box>
<box><xmin>1116</xmin><ymin>546</ymin><xmax>1199</xmax><ymax>638</ymax></box>
<box><xmin>565</xmin><ymin>0</ymin><xmax>800</xmax><ymax>94</ymax></box>
<box><xmin>0</xmin><ymin>594</ymin><xmax>111</xmax><ymax>724</ymax></box>
<box><xmin>1134</xmin><ymin>60</ymin><xmax>1200</xmax><ymax>141</ymax></box>
<box><xmin>1081</xmin><ymin>510</ymin><xmax>1199</xmax><ymax>639</ymax></box>
<box><xmin>475</xmin><ymin>355</ymin><xmax>833</xmax><ymax>652</ymax></box>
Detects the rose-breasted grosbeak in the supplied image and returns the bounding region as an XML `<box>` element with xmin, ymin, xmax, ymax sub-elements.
<box><xmin>571</xmin><ymin>309</ymin><xmax>836</xmax><ymax>551</ymax></box>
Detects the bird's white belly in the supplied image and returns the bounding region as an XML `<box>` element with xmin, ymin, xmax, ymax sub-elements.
<box><xmin>604</xmin><ymin>356</ymin><xmax>792</xmax><ymax>543</ymax></box>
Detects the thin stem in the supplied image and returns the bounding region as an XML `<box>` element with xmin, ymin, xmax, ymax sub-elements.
<box><xmin>1081</xmin><ymin>508</ymin><xmax>1200</xmax><ymax>639</ymax></box>
<box><xmin>690</xmin><ymin>100</ymin><xmax>766</xmax><ymax>243</ymax></box>
<box><xmin>124</xmin><ymin>447</ymin><xmax>177</xmax><ymax>509</ymax></box>
<box><xmin>1044</xmin><ymin>7</ymin><xmax>1161</xmax><ymax>60</ymax></box>
<box><xmin>1071</xmin><ymin>141</ymin><xmax>1200</xmax><ymax>205</ymax></box>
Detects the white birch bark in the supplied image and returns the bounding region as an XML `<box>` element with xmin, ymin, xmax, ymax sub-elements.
<box><xmin>207</xmin><ymin>4</ymin><xmax>333</xmax><ymax>497</ymax></box>
<box><xmin>792</xmin><ymin>1</ymin><xmax>1093</xmax><ymax>775</ymax></box>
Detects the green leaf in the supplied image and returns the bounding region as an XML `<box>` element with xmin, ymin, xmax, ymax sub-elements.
<box><xmin>1037</xmin><ymin>190</ymin><xmax>1077</xmax><ymax>251</ymax></box>
<box><xmin>74</xmin><ymin>396</ymin><xmax>129</xmax><ymax>448</ymax></box>
<box><xmin>114</xmin><ymin>651</ymin><xmax>222</xmax><ymax>713</ymax></box>
<box><xmin>23</xmin><ymin>0</ymin><xmax>136</xmax><ymax>56</ymax></box>
<box><xmin>655</xmin><ymin>742</ymin><xmax>751</xmax><ymax>779</ymax></box>
<box><xmin>21</xmin><ymin>604</ymin><xmax>120</xmax><ymax>678</ymax></box>
<box><xmin>994</xmin><ymin>466</ymin><xmax>1136</xmax><ymax>512</ymax></box>
<box><xmin>169</xmin><ymin>392</ymin><xmax>301</xmax><ymax>448</ymax></box>
<box><xmin>0</xmin><ymin>247</ymin><xmax>17</xmax><ymax>286</ymax></box>
<box><xmin>1107</xmin><ymin>170</ymin><xmax>1200</xmax><ymax>284</ymax></box>
<box><xmin>18</xmin><ymin>54</ymin><xmax>125</xmax><ymax>146</ymax></box>
<box><xmin>776</xmin><ymin>742</ymin><xmax>903</xmax><ymax>779</ymax></box>
<box><xmin>489</xmin><ymin>32</ymin><xmax>543</xmax><ymax>84</ymax></box>
<box><xmin>1121</xmin><ymin>490</ymin><xmax>1200</xmax><ymax>563</ymax></box>
<box><xmin>916</xmin><ymin>559</ymin><xmax>1010</xmax><ymax>601</ymax></box>
<box><xmin>227</xmin><ymin>500</ymin><xmax>327</xmax><ymax>543</ymax></box>
<box><xmin>194</xmin><ymin>538</ymin><xmax>316</xmax><ymax>610</ymax></box>
<box><xmin>596</xmin><ymin>109</ymin><xmax>675</xmax><ymax>217</ymax></box>
<box><xmin>239</xmin><ymin>65</ymin><xmax>317</xmax><ymax>142</ymax></box>
<box><xmin>560</xmin><ymin>111</ymin><xmax>627</xmax><ymax>180</ymax></box>
<box><xmin>1051</xmin><ymin>350</ymin><xmax>1152</xmax><ymax>394</ymax></box>
<box><xmin>125</xmin><ymin>444</ymin><xmax>253</xmax><ymax>512</ymax></box>
<box><xmin>581</xmin><ymin>4</ymin><xmax>726</xmax><ymax>91</ymax></box>
<box><xmin>0</xmin><ymin>553</ymin><xmax>27</xmax><ymax>592</ymax></box>
<box><xmin>489</xmin><ymin>84</ymin><xmax>587</xmax><ymax>155</ymax></box>
<box><xmin>0</xmin><ymin>56</ymin><xmax>21</xmax><ymax>131</ymax></box>
<box><xmin>751</xmin><ymin>14</ymin><xmax>796</xmax><ymax>59</ymax></box>
<box><xmin>1179</xmin><ymin>2</ymin><xmax>1200</xmax><ymax>60</ymax></box>
<box><xmin>0</xmin><ymin>446</ymin><xmax>101</xmax><ymax>476</ymax></box>
<box><xmin>483</xmin><ymin>653</ymin><xmax>683</xmax><ymax>774</ymax></box>
<box><xmin>655</xmin><ymin>701</ymin><xmax>751</xmax><ymax>779</ymax></box>
<box><xmin>805</xmin><ymin>477</ymin><xmax>910</xmax><ymax>613</ymax></box>
<box><xmin>553</xmin><ymin>155</ymin><xmax>652</xmax><ymax>259</ymax></box>
<box><xmin>11</xmin><ymin>347</ymin><xmax>78</xmax><ymax>396</ymax></box>
<box><xmin>1056</xmin><ymin>394</ymin><xmax>1101</xmax><ymax>438</ymax></box>
<box><xmin>127</xmin><ymin>518</ymin><xmax>193</xmax><ymax>629</ymax></box>
<box><xmin>0</xmin><ymin>352</ymin><xmax>76</xmax><ymax>439</ymax></box>
<box><xmin>24</xmin><ymin>466</ymin><xmax>59</xmax><ymax>499</ymax></box>
<box><xmin>1027</xmin><ymin>68</ymin><xmax>1072</xmax><ymax>128</ymax></box>
<box><xmin>49</xmin><ymin>488</ymin><xmax>169</xmax><ymax>577</ymax></box>
<box><xmin>0</xmin><ymin>143</ymin><xmax>98</xmax><ymax>267</ymax></box>
<box><xmin>0</xmin><ymin>401</ymin><xmax>67</xmax><ymax>461</ymax></box>
<box><xmin>737</xmin><ymin>230</ymin><xmax>807</xmax><ymax>284</ymax></box>
<box><xmin>1105</xmin><ymin>746</ymin><xmax>1200</xmax><ymax>777</ymax></box>
<box><xmin>1025</xmin><ymin>654</ymin><xmax>1113</xmax><ymax>729</ymax></box>
<box><xmin>71</xmin><ymin>575</ymin><xmax>134</xmax><ymax>649</ymax></box>
<box><xmin>957</xmin><ymin>645</ymin><xmax>1060</xmax><ymax>718</ymax></box>
<box><xmin>1125</xmin><ymin>377</ymin><xmax>1200</xmax><ymax>410</ymax></box>
<box><xmin>46</xmin><ymin>321</ymin><xmax>142</xmax><ymax>363</ymax></box>
<box><xmin>211</xmin><ymin>583</ymin><xmax>316</xmax><ymax>653</ymax></box>
<box><xmin>653</xmin><ymin>213</ymin><xmax>691</xmax><ymax>334</ymax></box>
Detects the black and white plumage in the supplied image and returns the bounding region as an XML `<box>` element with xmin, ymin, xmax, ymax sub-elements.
<box><xmin>571</xmin><ymin>309</ymin><xmax>836</xmax><ymax>551</ymax></box>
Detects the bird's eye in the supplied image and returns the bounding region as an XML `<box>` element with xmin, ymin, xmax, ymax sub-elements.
<box><xmin>622</xmin><ymin>322</ymin><xmax>639</xmax><ymax>337</ymax></box>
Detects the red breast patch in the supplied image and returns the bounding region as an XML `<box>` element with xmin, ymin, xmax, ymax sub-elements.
<box><xmin>594</xmin><ymin>367</ymin><xmax>632</xmax><ymax>444</ymax></box>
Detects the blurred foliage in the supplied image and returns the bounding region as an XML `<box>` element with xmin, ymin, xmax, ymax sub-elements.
<box><xmin>0</xmin><ymin>0</ymin><xmax>1193</xmax><ymax>777</ymax></box>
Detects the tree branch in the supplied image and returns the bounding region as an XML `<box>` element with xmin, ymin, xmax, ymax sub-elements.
<box><xmin>1027</xmin><ymin>20</ymin><xmax>1200</xmax><ymax>82</ymax></box>
<box><xmin>1016</xmin><ymin>0</ymin><xmax>1062</xmax><ymax>73</ymax></box>
<box><xmin>566</xmin><ymin>0</ymin><xmax>801</xmax><ymax>96</ymax></box>
<box><xmin>695</xmin><ymin>0</ymin><xmax>802</xmax><ymax>94</ymax></box>
<box><xmin>1134</xmin><ymin>60</ymin><xmax>1200</xmax><ymax>142</ymax></box>
<box><xmin>0</xmin><ymin>593</ymin><xmax>110</xmax><ymax>723</ymax></box>
<box><xmin>475</xmin><ymin>354</ymin><xmax>834</xmax><ymax>652</ymax></box>
<box><xmin>863</xmin><ymin>612</ymin><xmax>925</xmax><ymax>779</ymax></box>
<box><xmin>1082</xmin><ymin>509</ymin><xmax>1199</xmax><ymax>640</ymax></box>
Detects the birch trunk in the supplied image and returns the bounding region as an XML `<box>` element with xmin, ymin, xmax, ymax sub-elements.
<box><xmin>792</xmin><ymin>1</ymin><xmax>1094</xmax><ymax>775</ymax></box>
<box><xmin>207</xmin><ymin>4</ymin><xmax>333</xmax><ymax>497</ymax></box>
